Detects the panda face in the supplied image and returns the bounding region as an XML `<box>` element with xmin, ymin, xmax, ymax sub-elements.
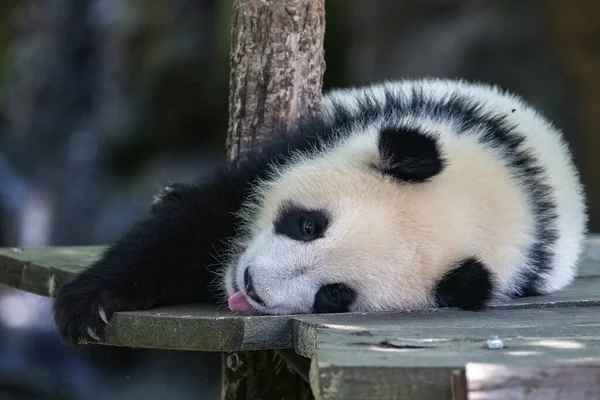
<box><xmin>231</xmin><ymin>203</ymin><xmax>360</xmax><ymax>314</ymax></box>
<box><xmin>225</xmin><ymin>145</ymin><xmax>438</xmax><ymax>315</ymax></box>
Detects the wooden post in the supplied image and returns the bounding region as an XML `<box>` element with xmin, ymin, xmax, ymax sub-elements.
<box><xmin>225</xmin><ymin>0</ymin><xmax>326</xmax><ymax>162</ymax></box>
<box><xmin>463</xmin><ymin>363</ymin><xmax>600</xmax><ymax>399</ymax></box>
<box><xmin>221</xmin><ymin>0</ymin><xmax>325</xmax><ymax>398</ymax></box>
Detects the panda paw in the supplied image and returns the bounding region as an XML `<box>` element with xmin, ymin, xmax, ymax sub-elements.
<box><xmin>53</xmin><ymin>280</ymin><xmax>132</xmax><ymax>345</ymax></box>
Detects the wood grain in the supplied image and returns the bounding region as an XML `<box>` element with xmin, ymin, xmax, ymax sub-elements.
<box><xmin>305</xmin><ymin>306</ymin><xmax>600</xmax><ymax>399</ymax></box>
<box><xmin>225</xmin><ymin>0</ymin><xmax>326</xmax><ymax>162</ymax></box>
<box><xmin>0</xmin><ymin>246</ymin><xmax>103</xmax><ymax>297</ymax></box>
<box><xmin>464</xmin><ymin>363</ymin><xmax>600</xmax><ymax>400</ymax></box>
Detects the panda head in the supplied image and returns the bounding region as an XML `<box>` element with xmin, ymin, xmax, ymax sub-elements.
<box><xmin>225</xmin><ymin>126</ymin><xmax>447</xmax><ymax>314</ymax></box>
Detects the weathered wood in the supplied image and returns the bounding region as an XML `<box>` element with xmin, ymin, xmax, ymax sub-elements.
<box><xmin>303</xmin><ymin>306</ymin><xmax>600</xmax><ymax>400</ymax></box>
<box><xmin>226</xmin><ymin>0</ymin><xmax>326</xmax><ymax>161</ymax></box>
<box><xmin>222</xmin><ymin>350</ymin><xmax>313</xmax><ymax>400</ymax></box>
<box><xmin>297</xmin><ymin>306</ymin><xmax>600</xmax><ymax>364</ymax></box>
<box><xmin>310</xmin><ymin>363</ymin><xmax>457</xmax><ymax>400</ymax></box>
<box><xmin>496</xmin><ymin>275</ymin><xmax>600</xmax><ymax>309</ymax></box>
<box><xmin>100</xmin><ymin>305</ymin><xmax>293</xmax><ymax>352</ymax></box>
<box><xmin>464</xmin><ymin>363</ymin><xmax>600</xmax><ymax>400</ymax></box>
<box><xmin>0</xmin><ymin>246</ymin><xmax>103</xmax><ymax>296</ymax></box>
<box><xmin>76</xmin><ymin>274</ymin><xmax>600</xmax><ymax>353</ymax></box>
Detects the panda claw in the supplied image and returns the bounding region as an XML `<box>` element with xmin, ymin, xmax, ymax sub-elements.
<box><xmin>98</xmin><ymin>307</ymin><xmax>109</xmax><ymax>325</ymax></box>
<box><xmin>86</xmin><ymin>327</ymin><xmax>101</xmax><ymax>341</ymax></box>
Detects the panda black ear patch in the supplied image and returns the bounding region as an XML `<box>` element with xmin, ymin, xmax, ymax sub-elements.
<box><xmin>377</xmin><ymin>127</ymin><xmax>445</xmax><ymax>182</ymax></box>
<box><xmin>433</xmin><ymin>258</ymin><xmax>494</xmax><ymax>311</ymax></box>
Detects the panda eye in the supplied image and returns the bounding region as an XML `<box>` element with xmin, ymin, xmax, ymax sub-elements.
<box><xmin>313</xmin><ymin>283</ymin><xmax>356</xmax><ymax>313</ymax></box>
<box><xmin>274</xmin><ymin>205</ymin><xmax>329</xmax><ymax>242</ymax></box>
<box><xmin>328</xmin><ymin>285</ymin><xmax>340</xmax><ymax>299</ymax></box>
<box><xmin>301</xmin><ymin>218</ymin><xmax>315</xmax><ymax>237</ymax></box>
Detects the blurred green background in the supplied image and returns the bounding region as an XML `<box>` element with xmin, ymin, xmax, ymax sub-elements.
<box><xmin>0</xmin><ymin>1</ymin><xmax>598</xmax><ymax>399</ymax></box>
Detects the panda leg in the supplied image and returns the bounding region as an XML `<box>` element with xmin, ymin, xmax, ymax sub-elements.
<box><xmin>52</xmin><ymin>168</ymin><xmax>252</xmax><ymax>345</ymax></box>
<box><xmin>433</xmin><ymin>257</ymin><xmax>495</xmax><ymax>311</ymax></box>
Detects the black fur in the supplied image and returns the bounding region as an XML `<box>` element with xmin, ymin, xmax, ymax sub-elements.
<box><xmin>53</xmin><ymin>118</ymin><xmax>345</xmax><ymax>344</ymax></box>
<box><xmin>433</xmin><ymin>258</ymin><xmax>494</xmax><ymax>311</ymax></box>
<box><xmin>377</xmin><ymin>126</ymin><xmax>445</xmax><ymax>182</ymax></box>
<box><xmin>54</xmin><ymin>171</ymin><xmax>249</xmax><ymax>344</ymax></box>
<box><xmin>313</xmin><ymin>283</ymin><xmax>356</xmax><ymax>313</ymax></box>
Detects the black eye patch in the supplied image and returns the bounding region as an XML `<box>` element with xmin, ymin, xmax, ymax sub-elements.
<box><xmin>313</xmin><ymin>283</ymin><xmax>356</xmax><ymax>313</ymax></box>
<box><xmin>274</xmin><ymin>204</ymin><xmax>329</xmax><ymax>242</ymax></box>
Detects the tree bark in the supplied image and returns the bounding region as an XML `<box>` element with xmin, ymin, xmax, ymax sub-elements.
<box><xmin>226</xmin><ymin>0</ymin><xmax>326</xmax><ymax>162</ymax></box>
<box><xmin>222</xmin><ymin>0</ymin><xmax>325</xmax><ymax>398</ymax></box>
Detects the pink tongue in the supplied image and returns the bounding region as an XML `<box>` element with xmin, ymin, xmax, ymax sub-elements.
<box><xmin>228</xmin><ymin>291</ymin><xmax>253</xmax><ymax>312</ymax></box>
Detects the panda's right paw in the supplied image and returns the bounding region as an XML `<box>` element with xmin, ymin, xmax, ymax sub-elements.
<box><xmin>53</xmin><ymin>285</ymin><xmax>112</xmax><ymax>345</ymax></box>
<box><xmin>53</xmin><ymin>279</ymin><xmax>132</xmax><ymax>345</ymax></box>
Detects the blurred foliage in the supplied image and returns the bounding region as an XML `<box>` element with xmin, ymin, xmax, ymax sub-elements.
<box><xmin>100</xmin><ymin>0</ymin><xmax>230</xmax><ymax>180</ymax></box>
<box><xmin>0</xmin><ymin>0</ymin><xmax>19</xmax><ymax>111</ymax></box>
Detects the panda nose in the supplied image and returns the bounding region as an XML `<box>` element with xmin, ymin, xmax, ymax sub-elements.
<box><xmin>244</xmin><ymin>268</ymin><xmax>266</xmax><ymax>306</ymax></box>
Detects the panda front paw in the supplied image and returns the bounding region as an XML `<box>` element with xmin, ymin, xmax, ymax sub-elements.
<box><xmin>53</xmin><ymin>279</ymin><xmax>141</xmax><ymax>345</ymax></box>
<box><xmin>53</xmin><ymin>283</ymin><xmax>112</xmax><ymax>345</ymax></box>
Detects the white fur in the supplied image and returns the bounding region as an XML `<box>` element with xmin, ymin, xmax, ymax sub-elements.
<box><xmin>223</xmin><ymin>78</ymin><xmax>587</xmax><ymax>315</ymax></box>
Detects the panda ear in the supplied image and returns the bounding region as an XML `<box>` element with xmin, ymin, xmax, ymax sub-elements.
<box><xmin>376</xmin><ymin>127</ymin><xmax>446</xmax><ymax>182</ymax></box>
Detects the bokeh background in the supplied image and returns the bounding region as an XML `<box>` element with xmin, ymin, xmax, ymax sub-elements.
<box><xmin>0</xmin><ymin>0</ymin><xmax>598</xmax><ymax>398</ymax></box>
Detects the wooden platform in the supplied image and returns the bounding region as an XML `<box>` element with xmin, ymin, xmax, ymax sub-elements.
<box><xmin>1</xmin><ymin>236</ymin><xmax>600</xmax><ymax>399</ymax></box>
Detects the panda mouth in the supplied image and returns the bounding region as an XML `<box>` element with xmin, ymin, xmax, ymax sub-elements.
<box><xmin>227</xmin><ymin>268</ymin><xmax>267</xmax><ymax>312</ymax></box>
<box><xmin>243</xmin><ymin>268</ymin><xmax>266</xmax><ymax>307</ymax></box>
<box><xmin>228</xmin><ymin>291</ymin><xmax>253</xmax><ymax>311</ymax></box>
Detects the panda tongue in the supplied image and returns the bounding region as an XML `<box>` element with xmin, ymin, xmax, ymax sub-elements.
<box><xmin>228</xmin><ymin>291</ymin><xmax>253</xmax><ymax>312</ymax></box>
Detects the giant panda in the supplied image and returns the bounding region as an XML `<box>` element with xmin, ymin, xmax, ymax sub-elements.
<box><xmin>53</xmin><ymin>78</ymin><xmax>587</xmax><ymax>344</ymax></box>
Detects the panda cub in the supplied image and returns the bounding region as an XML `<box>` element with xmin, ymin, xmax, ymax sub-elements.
<box><xmin>53</xmin><ymin>78</ymin><xmax>587</xmax><ymax>344</ymax></box>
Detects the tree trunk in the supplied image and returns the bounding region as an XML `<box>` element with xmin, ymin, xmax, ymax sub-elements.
<box><xmin>225</xmin><ymin>0</ymin><xmax>326</xmax><ymax>162</ymax></box>
<box><xmin>222</xmin><ymin>0</ymin><xmax>325</xmax><ymax>398</ymax></box>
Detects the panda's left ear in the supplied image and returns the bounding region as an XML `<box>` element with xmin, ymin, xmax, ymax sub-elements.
<box><xmin>376</xmin><ymin>127</ymin><xmax>446</xmax><ymax>182</ymax></box>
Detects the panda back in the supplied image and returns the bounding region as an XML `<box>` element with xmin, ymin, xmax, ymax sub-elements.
<box><xmin>320</xmin><ymin>78</ymin><xmax>587</xmax><ymax>298</ymax></box>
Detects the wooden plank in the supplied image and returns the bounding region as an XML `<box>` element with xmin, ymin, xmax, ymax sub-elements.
<box><xmin>583</xmin><ymin>234</ymin><xmax>600</xmax><ymax>261</ymax></box>
<box><xmin>222</xmin><ymin>350</ymin><xmax>314</xmax><ymax>400</ymax></box>
<box><xmin>302</xmin><ymin>306</ymin><xmax>600</xmax><ymax>400</ymax></box>
<box><xmin>497</xmin><ymin>275</ymin><xmax>600</xmax><ymax>308</ymax></box>
<box><xmin>0</xmin><ymin>243</ymin><xmax>598</xmax><ymax>353</ymax></box>
<box><xmin>100</xmin><ymin>272</ymin><xmax>600</xmax><ymax>352</ymax></box>
<box><xmin>0</xmin><ymin>246</ymin><xmax>103</xmax><ymax>296</ymax></box>
<box><xmin>295</xmin><ymin>306</ymin><xmax>600</xmax><ymax>362</ymax></box>
<box><xmin>578</xmin><ymin>258</ymin><xmax>600</xmax><ymax>278</ymax></box>
<box><xmin>93</xmin><ymin>274</ymin><xmax>600</xmax><ymax>353</ymax></box>
<box><xmin>464</xmin><ymin>363</ymin><xmax>600</xmax><ymax>400</ymax></box>
<box><xmin>579</xmin><ymin>234</ymin><xmax>600</xmax><ymax>277</ymax></box>
<box><xmin>101</xmin><ymin>305</ymin><xmax>295</xmax><ymax>352</ymax></box>
<box><xmin>309</xmin><ymin>362</ymin><xmax>458</xmax><ymax>400</ymax></box>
